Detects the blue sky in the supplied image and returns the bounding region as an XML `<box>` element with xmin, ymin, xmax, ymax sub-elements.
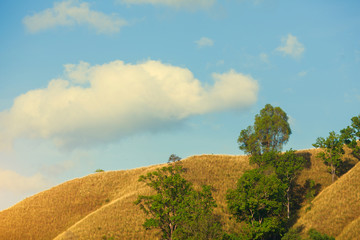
<box><xmin>0</xmin><ymin>0</ymin><xmax>359</xmax><ymax>210</ymax></box>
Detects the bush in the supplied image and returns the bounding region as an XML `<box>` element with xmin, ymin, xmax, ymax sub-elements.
<box><xmin>308</xmin><ymin>229</ymin><xmax>335</xmax><ymax>240</ymax></box>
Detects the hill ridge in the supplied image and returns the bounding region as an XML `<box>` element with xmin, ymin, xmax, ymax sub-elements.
<box><xmin>0</xmin><ymin>149</ymin><xmax>358</xmax><ymax>239</ymax></box>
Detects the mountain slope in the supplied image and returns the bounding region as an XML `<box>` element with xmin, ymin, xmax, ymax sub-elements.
<box><xmin>294</xmin><ymin>160</ymin><xmax>360</xmax><ymax>238</ymax></box>
<box><xmin>0</xmin><ymin>149</ymin><xmax>357</xmax><ymax>239</ymax></box>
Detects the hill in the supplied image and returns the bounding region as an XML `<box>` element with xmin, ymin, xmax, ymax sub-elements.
<box><xmin>0</xmin><ymin>149</ymin><xmax>358</xmax><ymax>239</ymax></box>
<box><xmin>294</xmin><ymin>156</ymin><xmax>360</xmax><ymax>239</ymax></box>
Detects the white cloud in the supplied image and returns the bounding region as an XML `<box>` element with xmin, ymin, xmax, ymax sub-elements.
<box><xmin>23</xmin><ymin>0</ymin><xmax>127</xmax><ymax>34</ymax></box>
<box><xmin>120</xmin><ymin>0</ymin><xmax>215</xmax><ymax>10</ymax></box>
<box><xmin>0</xmin><ymin>60</ymin><xmax>258</xmax><ymax>150</ymax></box>
<box><xmin>0</xmin><ymin>169</ymin><xmax>50</xmax><ymax>194</ymax></box>
<box><xmin>276</xmin><ymin>34</ymin><xmax>305</xmax><ymax>58</ymax></box>
<box><xmin>195</xmin><ymin>37</ymin><xmax>214</xmax><ymax>47</ymax></box>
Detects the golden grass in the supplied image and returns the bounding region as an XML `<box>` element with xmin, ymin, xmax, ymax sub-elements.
<box><xmin>53</xmin><ymin>155</ymin><xmax>252</xmax><ymax>240</ymax></box>
<box><xmin>0</xmin><ymin>149</ymin><xmax>358</xmax><ymax>239</ymax></box>
<box><xmin>337</xmin><ymin>216</ymin><xmax>360</xmax><ymax>240</ymax></box>
<box><xmin>294</xmin><ymin>161</ymin><xmax>360</xmax><ymax>238</ymax></box>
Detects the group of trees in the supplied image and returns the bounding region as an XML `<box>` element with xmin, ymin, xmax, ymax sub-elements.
<box><xmin>227</xmin><ymin>104</ymin><xmax>305</xmax><ymax>239</ymax></box>
<box><xmin>313</xmin><ymin>115</ymin><xmax>360</xmax><ymax>182</ymax></box>
<box><xmin>134</xmin><ymin>104</ymin><xmax>359</xmax><ymax>240</ymax></box>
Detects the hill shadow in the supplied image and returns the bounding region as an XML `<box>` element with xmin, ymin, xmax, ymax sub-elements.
<box><xmin>297</xmin><ymin>152</ymin><xmax>312</xmax><ymax>169</ymax></box>
<box><xmin>337</xmin><ymin>157</ymin><xmax>356</xmax><ymax>177</ymax></box>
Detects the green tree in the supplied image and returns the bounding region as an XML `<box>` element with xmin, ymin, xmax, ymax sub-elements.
<box><xmin>341</xmin><ymin>115</ymin><xmax>360</xmax><ymax>160</ymax></box>
<box><xmin>175</xmin><ymin>185</ymin><xmax>222</xmax><ymax>239</ymax></box>
<box><xmin>226</xmin><ymin>168</ymin><xmax>287</xmax><ymax>240</ymax></box>
<box><xmin>270</xmin><ymin>149</ymin><xmax>305</xmax><ymax>219</ymax></box>
<box><xmin>313</xmin><ymin>131</ymin><xmax>345</xmax><ymax>183</ymax></box>
<box><xmin>238</xmin><ymin>104</ymin><xmax>291</xmax><ymax>166</ymax></box>
<box><xmin>134</xmin><ymin>165</ymin><xmax>221</xmax><ymax>240</ymax></box>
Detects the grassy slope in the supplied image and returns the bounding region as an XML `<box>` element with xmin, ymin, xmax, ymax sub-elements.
<box><xmin>0</xmin><ymin>149</ymin><xmax>357</xmax><ymax>239</ymax></box>
<box><xmin>294</xmin><ymin>160</ymin><xmax>360</xmax><ymax>238</ymax></box>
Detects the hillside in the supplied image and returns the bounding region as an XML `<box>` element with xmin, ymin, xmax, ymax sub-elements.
<box><xmin>294</xmin><ymin>157</ymin><xmax>360</xmax><ymax>239</ymax></box>
<box><xmin>0</xmin><ymin>149</ymin><xmax>358</xmax><ymax>239</ymax></box>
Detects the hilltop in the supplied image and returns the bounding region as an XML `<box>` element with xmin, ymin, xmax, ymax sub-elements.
<box><xmin>0</xmin><ymin>148</ymin><xmax>358</xmax><ymax>239</ymax></box>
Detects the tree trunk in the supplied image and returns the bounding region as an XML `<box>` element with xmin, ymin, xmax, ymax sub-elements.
<box><xmin>331</xmin><ymin>163</ymin><xmax>335</xmax><ymax>183</ymax></box>
<box><xmin>286</xmin><ymin>187</ymin><xmax>290</xmax><ymax>219</ymax></box>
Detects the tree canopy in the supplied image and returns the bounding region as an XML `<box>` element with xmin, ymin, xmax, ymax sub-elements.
<box><xmin>313</xmin><ymin>131</ymin><xmax>345</xmax><ymax>183</ymax></box>
<box><xmin>226</xmin><ymin>168</ymin><xmax>287</xmax><ymax>239</ymax></box>
<box><xmin>238</xmin><ymin>104</ymin><xmax>291</xmax><ymax>166</ymax></box>
<box><xmin>341</xmin><ymin>115</ymin><xmax>360</xmax><ymax>160</ymax></box>
<box><xmin>134</xmin><ymin>165</ymin><xmax>221</xmax><ymax>240</ymax></box>
<box><xmin>270</xmin><ymin>149</ymin><xmax>305</xmax><ymax>219</ymax></box>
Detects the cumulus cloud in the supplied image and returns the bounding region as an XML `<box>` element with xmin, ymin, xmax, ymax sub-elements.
<box><xmin>276</xmin><ymin>34</ymin><xmax>305</xmax><ymax>58</ymax></box>
<box><xmin>119</xmin><ymin>0</ymin><xmax>215</xmax><ymax>10</ymax></box>
<box><xmin>195</xmin><ymin>37</ymin><xmax>214</xmax><ymax>47</ymax></box>
<box><xmin>0</xmin><ymin>60</ymin><xmax>258</xmax><ymax>150</ymax></box>
<box><xmin>0</xmin><ymin>169</ymin><xmax>50</xmax><ymax>194</ymax></box>
<box><xmin>23</xmin><ymin>0</ymin><xmax>127</xmax><ymax>34</ymax></box>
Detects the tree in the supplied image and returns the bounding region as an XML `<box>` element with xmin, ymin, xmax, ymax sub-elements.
<box><xmin>168</xmin><ymin>154</ymin><xmax>182</xmax><ymax>164</ymax></box>
<box><xmin>134</xmin><ymin>165</ymin><xmax>221</xmax><ymax>240</ymax></box>
<box><xmin>226</xmin><ymin>168</ymin><xmax>287</xmax><ymax>240</ymax></box>
<box><xmin>174</xmin><ymin>185</ymin><xmax>222</xmax><ymax>240</ymax></box>
<box><xmin>341</xmin><ymin>115</ymin><xmax>360</xmax><ymax>160</ymax></box>
<box><xmin>238</xmin><ymin>104</ymin><xmax>291</xmax><ymax>166</ymax></box>
<box><xmin>270</xmin><ymin>150</ymin><xmax>305</xmax><ymax>219</ymax></box>
<box><xmin>312</xmin><ymin>131</ymin><xmax>345</xmax><ymax>183</ymax></box>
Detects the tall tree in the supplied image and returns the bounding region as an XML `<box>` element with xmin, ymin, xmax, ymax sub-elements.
<box><xmin>270</xmin><ymin>150</ymin><xmax>305</xmax><ymax>219</ymax></box>
<box><xmin>313</xmin><ymin>131</ymin><xmax>345</xmax><ymax>183</ymax></box>
<box><xmin>226</xmin><ymin>168</ymin><xmax>287</xmax><ymax>240</ymax></box>
<box><xmin>134</xmin><ymin>165</ymin><xmax>221</xmax><ymax>240</ymax></box>
<box><xmin>341</xmin><ymin>115</ymin><xmax>360</xmax><ymax>160</ymax></box>
<box><xmin>238</xmin><ymin>104</ymin><xmax>291</xmax><ymax>166</ymax></box>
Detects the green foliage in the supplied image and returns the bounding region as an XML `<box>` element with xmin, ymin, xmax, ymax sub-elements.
<box><xmin>304</xmin><ymin>179</ymin><xmax>316</xmax><ymax>212</ymax></box>
<box><xmin>134</xmin><ymin>165</ymin><xmax>221</xmax><ymax>240</ymax></box>
<box><xmin>307</xmin><ymin>229</ymin><xmax>335</xmax><ymax>240</ymax></box>
<box><xmin>222</xmin><ymin>233</ymin><xmax>250</xmax><ymax>240</ymax></box>
<box><xmin>313</xmin><ymin>131</ymin><xmax>345</xmax><ymax>182</ymax></box>
<box><xmin>341</xmin><ymin>115</ymin><xmax>360</xmax><ymax>160</ymax></box>
<box><xmin>226</xmin><ymin>168</ymin><xmax>287</xmax><ymax>239</ymax></box>
<box><xmin>175</xmin><ymin>185</ymin><xmax>222</xmax><ymax>240</ymax></box>
<box><xmin>249</xmin><ymin>150</ymin><xmax>278</xmax><ymax>167</ymax></box>
<box><xmin>281</xmin><ymin>228</ymin><xmax>303</xmax><ymax>240</ymax></box>
<box><xmin>238</xmin><ymin>104</ymin><xmax>291</xmax><ymax>166</ymax></box>
<box><xmin>271</xmin><ymin>149</ymin><xmax>305</xmax><ymax>219</ymax></box>
<box><xmin>95</xmin><ymin>169</ymin><xmax>105</xmax><ymax>173</ymax></box>
<box><xmin>271</xmin><ymin>149</ymin><xmax>305</xmax><ymax>184</ymax></box>
<box><xmin>168</xmin><ymin>154</ymin><xmax>182</xmax><ymax>164</ymax></box>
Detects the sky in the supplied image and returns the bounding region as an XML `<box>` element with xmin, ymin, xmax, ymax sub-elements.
<box><xmin>0</xmin><ymin>0</ymin><xmax>359</xmax><ymax>210</ymax></box>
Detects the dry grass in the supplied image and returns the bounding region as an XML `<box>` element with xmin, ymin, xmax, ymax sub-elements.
<box><xmin>0</xmin><ymin>149</ymin><xmax>358</xmax><ymax>239</ymax></box>
<box><xmin>337</xmin><ymin>216</ymin><xmax>360</xmax><ymax>240</ymax></box>
<box><xmin>294</xmin><ymin>161</ymin><xmax>360</xmax><ymax>238</ymax></box>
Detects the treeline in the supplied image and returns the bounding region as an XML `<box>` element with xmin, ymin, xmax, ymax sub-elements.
<box><xmin>133</xmin><ymin>104</ymin><xmax>359</xmax><ymax>240</ymax></box>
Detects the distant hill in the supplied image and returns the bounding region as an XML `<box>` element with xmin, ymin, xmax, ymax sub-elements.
<box><xmin>0</xmin><ymin>149</ymin><xmax>358</xmax><ymax>240</ymax></box>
